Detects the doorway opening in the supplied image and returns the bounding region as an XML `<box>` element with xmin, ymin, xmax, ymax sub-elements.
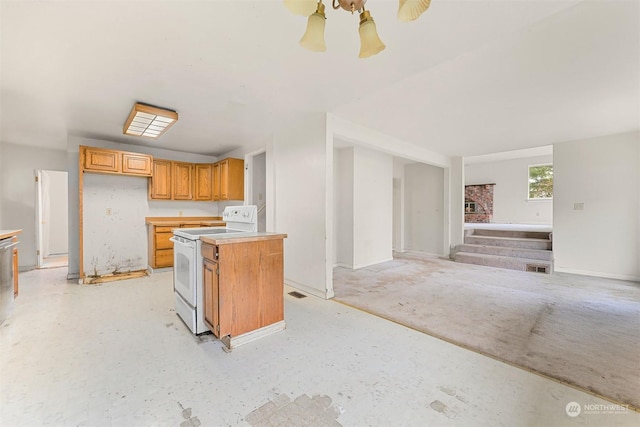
<box><xmin>36</xmin><ymin>170</ymin><xmax>69</xmax><ymax>269</ymax></box>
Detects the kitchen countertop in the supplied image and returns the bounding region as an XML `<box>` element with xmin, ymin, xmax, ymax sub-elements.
<box><xmin>145</xmin><ymin>216</ymin><xmax>224</xmax><ymax>226</ymax></box>
<box><xmin>201</xmin><ymin>232</ymin><xmax>287</xmax><ymax>245</ymax></box>
<box><xmin>0</xmin><ymin>229</ymin><xmax>22</xmax><ymax>240</ymax></box>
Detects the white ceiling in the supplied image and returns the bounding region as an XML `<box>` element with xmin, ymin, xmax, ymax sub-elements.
<box><xmin>1</xmin><ymin>0</ymin><xmax>638</xmax><ymax>158</ymax></box>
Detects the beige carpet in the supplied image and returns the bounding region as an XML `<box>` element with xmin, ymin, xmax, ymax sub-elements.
<box><xmin>333</xmin><ymin>254</ymin><xmax>640</xmax><ymax>410</ymax></box>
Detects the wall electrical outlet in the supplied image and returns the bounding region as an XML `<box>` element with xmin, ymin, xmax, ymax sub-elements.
<box><xmin>179</xmin><ymin>211</ymin><xmax>183</xmax><ymax>217</ymax></box>
<box><xmin>574</xmin><ymin>203</ymin><xmax>584</xmax><ymax>211</ymax></box>
<box><xmin>106</xmin><ymin>208</ymin><xmax>112</xmax><ymax>216</ymax></box>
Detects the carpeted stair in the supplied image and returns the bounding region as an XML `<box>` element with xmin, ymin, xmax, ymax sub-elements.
<box><xmin>452</xmin><ymin>228</ymin><xmax>553</xmax><ymax>273</ymax></box>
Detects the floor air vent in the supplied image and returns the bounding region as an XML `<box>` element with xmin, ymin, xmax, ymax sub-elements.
<box><xmin>288</xmin><ymin>291</ymin><xmax>307</xmax><ymax>299</ymax></box>
<box><xmin>526</xmin><ymin>264</ymin><xmax>548</xmax><ymax>274</ymax></box>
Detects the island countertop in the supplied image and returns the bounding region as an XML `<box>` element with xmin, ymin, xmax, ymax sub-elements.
<box><xmin>201</xmin><ymin>232</ymin><xmax>287</xmax><ymax>245</ymax></box>
<box><xmin>0</xmin><ymin>229</ymin><xmax>22</xmax><ymax>240</ymax></box>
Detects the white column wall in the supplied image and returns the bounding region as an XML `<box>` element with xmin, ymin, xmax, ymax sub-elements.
<box><xmin>333</xmin><ymin>147</ymin><xmax>354</xmax><ymax>268</ymax></box>
<box><xmin>352</xmin><ymin>146</ymin><xmax>393</xmax><ymax>268</ymax></box>
<box><xmin>553</xmin><ymin>131</ymin><xmax>640</xmax><ymax>281</ymax></box>
<box><xmin>272</xmin><ymin>113</ymin><xmax>331</xmax><ymax>298</ymax></box>
<box><xmin>448</xmin><ymin>157</ymin><xmax>465</xmax><ymax>250</ymax></box>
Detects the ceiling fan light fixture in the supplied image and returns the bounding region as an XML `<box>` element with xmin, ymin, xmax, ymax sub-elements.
<box><xmin>123</xmin><ymin>102</ymin><xmax>178</xmax><ymax>139</ymax></box>
<box><xmin>284</xmin><ymin>0</ymin><xmax>319</xmax><ymax>16</ymax></box>
<box><xmin>397</xmin><ymin>0</ymin><xmax>431</xmax><ymax>22</ymax></box>
<box><xmin>358</xmin><ymin>10</ymin><xmax>385</xmax><ymax>58</ymax></box>
<box><xmin>299</xmin><ymin>2</ymin><xmax>327</xmax><ymax>52</ymax></box>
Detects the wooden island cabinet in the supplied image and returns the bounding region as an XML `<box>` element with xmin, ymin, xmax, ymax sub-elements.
<box><xmin>201</xmin><ymin>233</ymin><xmax>287</xmax><ymax>349</ymax></box>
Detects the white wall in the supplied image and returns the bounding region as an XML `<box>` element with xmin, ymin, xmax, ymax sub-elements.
<box><xmin>333</xmin><ymin>147</ymin><xmax>354</xmax><ymax>267</ymax></box>
<box><xmin>0</xmin><ymin>142</ymin><xmax>67</xmax><ymax>269</ymax></box>
<box><xmin>273</xmin><ymin>114</ymin><xmax>331</xmax><ymax>298</ymax></box>
<box><xmin>353</xmin><ymin>146</ymin><xmax>393</xmax><ymax>268</ymax></box>
<box><xmin>42</xmin><ymin>170</ymin><xmax>68</xmax><ymax>256</ymax></box>
<box><xmin>252</xmin><ymin>151</ymin><xmax>266</xmax><ymax>232</ymax></box>
<box><xmin>83</xmin><ymin>174</ymin><xmax>148</xmax><ymax>276</ymax></box>
<box><xmin>448</xmin><ymin>157</ymin><xmax>465</xmax><ymax>250</ymax></box>
<box><xmin>328</xmin><ymin>114</ymin><xmax>455</xmax><ymax>255</ymax></box>
<box><xmin>465</xmin><ymin>154</ymin><xmax>553</xmax><ymax>224</ymax></box>
<box><xmin>553</xmin><ymin>132</ymin><xmax>640</xmax><ymax>281</ymax></box>
<box><xmin>67</xmin><ymin>136</ymin><xmax>220</xmax><ymax>278</ymax></box>
<box><xmin>404</xmin><ymin>163</ymin><xmax>445</xmax><ymax>255</ymax></box>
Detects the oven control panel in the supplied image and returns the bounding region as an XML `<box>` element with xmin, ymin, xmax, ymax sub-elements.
<box><xmin>222</xmin><ymin>205</ymin><xmax>257</xmax><ymax>224</ymax></box>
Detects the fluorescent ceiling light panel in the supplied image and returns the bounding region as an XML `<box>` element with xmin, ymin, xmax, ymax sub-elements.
<box><xmin>123</xmin><ymin>103</ymin><xmax>178</xmax><ymax>139</ymax></box>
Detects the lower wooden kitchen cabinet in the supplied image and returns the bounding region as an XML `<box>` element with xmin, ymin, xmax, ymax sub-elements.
<box><xmin>146</xmin><ymin>217</ymin><xmax>225</xmax><ymax>269</ymax></box>
<box><xmin>201</xmin><ymin>233</ymin><xmax>287</xmax><ymax>349</ymax></box>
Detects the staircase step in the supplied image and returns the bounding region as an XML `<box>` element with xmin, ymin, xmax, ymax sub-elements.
<box><xmin>457</xmin><ymin>244</ymin><xmax>553</xmax><ymax>261</ymax></box>
<box><xmin>452</xmin><ymin>252</ymin><xmax>553</xmax><ymax>274</ymax></box>
<box><xmin>471</xmin><ymin>229</ymin><xmax>552</xmax><ymax>240</ymax></box>
<box><xmin>464</xmin><ymin>235</ymin><xmax>552</xmax><ymax>250</ymax></box>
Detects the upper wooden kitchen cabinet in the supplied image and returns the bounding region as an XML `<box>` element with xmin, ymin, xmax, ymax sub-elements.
<box><xmin>172</xmin><ymin>162</ymin><xmax>193</xmax><ymax>200</ymax></box>
<box><xmin>149</xmin><ymin>159</ymin><xmax>172</xmax><ymax>199</ymax></box>
<box><xmin>194</xmin><ymin>164</ymin><xmax>213</xmax><ymax>201</ymax></box>
<box><xmin>215</xmin><ymin>158</ymin><xmax>244</xmax><ymax>201</ymax></box>
<box><xmin>122</xmin><ymin>152</ymin><xmax>153</xmax><ymax>175</ymax></box>
<box><xmin>80</xmin><ymin>146</ymin><xmax>152</xmax><ymax>177</ymax></box>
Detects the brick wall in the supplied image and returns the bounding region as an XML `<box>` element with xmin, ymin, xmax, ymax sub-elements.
<box><xmin>465</xmin><ymin>184</ymin><xmax>495</xmax><ymax>223</ymax></box>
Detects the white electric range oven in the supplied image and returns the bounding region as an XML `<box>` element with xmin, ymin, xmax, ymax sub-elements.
<box><xmin>170</xmin><ymin>205</ymin><xmax>257</xmax><ymax>334</ymax></box>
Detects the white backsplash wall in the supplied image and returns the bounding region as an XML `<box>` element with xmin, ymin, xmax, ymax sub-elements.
<box><xmin>147</xmin><ymin>200</ymin><xmax>219</xmax><ymax>217</ymax></box>
<box><xmin>83</xmin><ymin>174</ymin><xmax>148</xmax><ymax>276</ymax></box>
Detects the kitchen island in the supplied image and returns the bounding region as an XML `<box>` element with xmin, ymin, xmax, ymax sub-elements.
<box><xmin>200</xmin><ymin>232</ymin><xmax>287</xmax><ymax>349</ymax></box>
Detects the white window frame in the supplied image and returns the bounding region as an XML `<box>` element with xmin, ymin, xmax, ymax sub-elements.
<box><xmin>527</xmin><ymin>163</ymin><xmax>553</xmax><ymax>200</ymax></box>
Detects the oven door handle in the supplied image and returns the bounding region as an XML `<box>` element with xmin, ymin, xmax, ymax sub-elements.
<box><xmin>169</xmin><ymin>237</ymin><xmax>195</xmax><ymax>248</ymax></box>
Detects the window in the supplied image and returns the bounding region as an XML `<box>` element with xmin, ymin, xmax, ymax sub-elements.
<box><xmin>528</xmin><ymin>164</ymin><xmax>553</xmax><ymax>199</ymax></box>
<box><xmin>465</xmin><ymin>202</ymin><xmax>477</xmax><ymax>213</ymax></box>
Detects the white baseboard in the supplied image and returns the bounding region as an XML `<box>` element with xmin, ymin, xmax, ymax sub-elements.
<box><xmin>351</xmin><ymin>257</ymin><xmax>394</xmax><ymax>270</ymax></box>
<box><xmin>285</xmin><ymin>279</ymin><xmax>334</xmax><ymax>299</ymax></box>
<box><xmin>554</xmin><ymin>267</ymin><xmax>640</xmax><ymax>282</ymax></box>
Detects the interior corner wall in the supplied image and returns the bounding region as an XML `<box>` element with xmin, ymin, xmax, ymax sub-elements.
<box><xmin>352</xmin><ymin>146</ymin><xmax>393</xmax><ymax>268</ymax></box>
<box><xmin>0</xmin><ymin>142</ymin><xmax>67</xmax><ymax>269</ymax></box>
<box><xmin>333</xmin><ymin>147</ymin><xmax>354</xmax><ymax>268</ymax></box>
<box><xmin>404</xmin><ymin>162</ymin><xmax>445</xmax><ymax>255</ymax></box>
<box><xmin>465</xmin><ymin>154</ymin><xmax>553</xmax><ymax>224</ymax></box>
<box><xmin>273</xmin><ymin>114</ymin><xmax>330</xmax><ymax>298</ymax></box>
<box><xmin>553</xmin><ymin>131</ymin><xmax>640</xmax><ymax>281</ymax></box>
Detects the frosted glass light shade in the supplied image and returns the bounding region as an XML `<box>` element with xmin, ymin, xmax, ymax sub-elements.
<box><xmin>358</xmin><ymin>11</ymin><xmax>385</xmax><ymax>58</ymax></box>
<box><xmin>123</xmin><ymin>103</ymin><xmax>178</xmax><ymax>138</ymax></box>
<box><xmin>300</xmin><ymin>11</ymin><xmax>327</xmax><ymax>52</ymax></box>
<box><xmin>397</xmin><ymin>0</ymin><xmax>431</xmax><ymax>22</ymax></box>
<box><xmin>284</xmin><ymin>0</ymin><xmax>318</xmax><ymax>16</ymax></box>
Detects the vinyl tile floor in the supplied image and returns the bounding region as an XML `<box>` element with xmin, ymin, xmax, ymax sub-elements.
<box><xmin>1</xmin><ymin>267</ymin><xmax>638</xmax><ymax>427</ymax></box>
